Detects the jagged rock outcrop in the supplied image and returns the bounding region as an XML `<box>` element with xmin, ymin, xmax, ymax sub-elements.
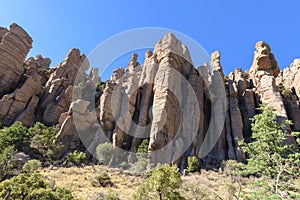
<box><xmin>40</xmin><ymin>48</ymin><xmax>88</xmax><ymax>125</ymax></box>
<box><xmin>99</xmin><ymin>81</ymin><xmax>116</xmax><ymax>135</ymax></box>
<box><xmin>276</xmin><ymin>58</ymin><xmax>300</xmax><ymax>131</ymax></box>
<box><xmin>148</xmin><ymin>33</ymin><xmax>200</xmax><ymax>165</ymax></box>
<box><xmin>127</xmin><ymin>53</ymin><xmax>141</xmax><ymax>72</ymax></box>
<box><xmin>250</xmin><ymin>41</ymin><xmax>289</xmax><ymax>127</ymax></box>
<box><xmin>111</xmin><ymin>69</ymin><xmax>141</xmax><ymax>148</ymax></box>
<box><xmin>0</xmin><ymin>74</ymin><xmax>41</xmax><ymax>127</ymax></box>
<box><xmin>130</xmin><ymin>50</ymin><xmax>159</xmax><ymax>152</ymax></box>
<box><xmin>24</xmin><ymin>55</ymin><xmax>52</xmax><ymax>85</ymax></box>
<box><xmin>0</xmin><ymin>23</ymin><xmax>33</xmax><ymax>96</ymax></box>
<box><xmin>110</xmin><ymin>68</ymin><xmax>125</xmax><ymax>82</ymax></box>
<box><xmin>1</xmin><ymin>23</ymin><xmax>299</xmax><ymax>167</ymax></box>
<box><xmin>56</xmin><ymin>99</ymin><xmax>98</xmax><ymax>157</ymax></box>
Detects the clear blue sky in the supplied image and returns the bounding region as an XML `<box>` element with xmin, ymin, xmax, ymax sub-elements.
<box><xmin>1</xmin><ymin>1</ymin><xmax>300</xmax><ymax>79</ymax></box>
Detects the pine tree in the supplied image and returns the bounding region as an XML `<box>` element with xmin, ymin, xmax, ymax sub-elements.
<box><xmin>240</xmin><ymin>104</ymin><xmax>300</xmax><ymax>197</ymax></box>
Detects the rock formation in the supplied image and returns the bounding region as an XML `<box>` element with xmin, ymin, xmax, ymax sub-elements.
<box><xmin>0</xmin><ymin>23</ymin><xmax>32</xmax><ymax>96</ymax></box>
<box><xmin>1</xmin><ymin>23</ymin><xmax>299</xmax><ymax>168</ymax></box>
<box><xmin>249</xmin><ymin>41</ymin><xmax>288</xmax><ymax>126</ymax></box>
<box><xmin>0</xmin><ymin>74</ymin><xmax>41</xmax><ymax>127</ymax></box>
<box><xmin>39</xmin><ymin>48</ymin><xmax>88</xmax><ymax>125</ymax></box>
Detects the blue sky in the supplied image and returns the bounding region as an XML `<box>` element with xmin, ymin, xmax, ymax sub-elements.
<box><xmin>1</xmin><ymin>1</ymin><xmax>300</xmax><ymax>80</ymax></box>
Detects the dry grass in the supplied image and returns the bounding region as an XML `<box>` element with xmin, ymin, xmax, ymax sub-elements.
<box><xmin>40</xmin><ymin>165</ymin><xmax>252</xmax><ymax>200</ymax></box>
<box><xmin>40</xmin><ymin>165</ymin><xmax>143</xmax><ymax>200</ymax></box>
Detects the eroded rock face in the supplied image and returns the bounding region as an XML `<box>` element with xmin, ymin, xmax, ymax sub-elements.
<box><xmin>0</xmin><ymin>23</ymin><xmax>33</xmax><ymax>96</ymax></box>
<box><xmin>249</xmin><ymin>41</ymin><xmax>280</xmax><ymax>79</ymax></box>
<box><xmin>130</xmin><ymin>51</ymin><xmax>159</xmax><ymax>152</ymax></box>
<box><xmin>56</xmin><ymin>99</ymin><xmax>99</xmax><ymax>157</ymax></box>
<box><xmin>40</xmin><ymin>48</ymin><xmax>88</xmax><ymax>125</ymax></box>
<box><xmin>276</xmin><ymin>58</ymin><xmax>300</xmax><ymax>132</ymax></box>
<box><xmin>1</xmin><ymin>23</ymin><xmax>300</xmax><ymax>167</ymax></box>
<box><xmin>250</xmin><ymin>41</ymin><xmax>288</xmax><ymax>127</ymax></box>
<box><xmin>0</xmin><ymin>74</ymin><xmax>42</xmax><ymax>127</ymax></box>
<box><xmin>110</xmin><ymin>68</ymin><xmax>125</xmax><ymax>82</ymax></box>
<box><xmin>24</xmin><ymin>55</ymin><xmax>51</xmax><ymax>85</ymax></box>
<box><xmin>127</xmin><ymin>53</ymin><xmax>141</xmax><ymax>72</ymax></box>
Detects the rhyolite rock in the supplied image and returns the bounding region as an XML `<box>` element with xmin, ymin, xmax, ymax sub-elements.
<box><xmin>0</xmin><ymin>74</ymin><xmax>42</xmax><ymax>127</ymax></box>
<box><xmin>0</xmin><ymin>23</ymin><xmax>32</xmax><ymax>96</ymax></box>
<box><xmin>40</xmin><ymin>48</ymin><xmax>88</xmax><ymax>125</ymax></box>
<box><xmin>1</xmin><ymin>23</ymin><xmax>300</xmax><ymax>167</ymax></box>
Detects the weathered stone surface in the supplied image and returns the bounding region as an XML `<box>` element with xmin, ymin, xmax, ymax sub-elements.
<box><xmin>189</xmin><ymin>67</ymin><xmax>205</xmax><ymax>157</ymax></box>
<box><xmin>282</xmin><ymin>93</ymin><xmax>300</xmax><ymax>131</ymax></box>
<box><xmin>250</xmin><ymin>41</ymin><xmax>289</xmax><ymax>127</ymax></box>
<box><xmin>24</xmin><ymin>55</ymin><xmax>51</xmax><ymax>85</ymax></box>
<box><xmin>112</xmin><ymin>69</ymin><xmax>141</xmax><ymax>148</ymax></box>
<box><xmin>0</xmin><ymin>23</ymin><xmax>32</xmax><ymax>95</ymax></box>
<box><xmin>0</xmin><ymin>27</ymin><xmax>8</xmax><ymax>42</ymax></box>
<box><xmin>149</xmin><ymin>33</ymin><xmax>200</xmax><ymax>165</ymax></box>
<box><xmin>99</xmin><ymin>81</ymin><xmax>116</xmax><ymax>133</ymax></box>
<box><xmin>69</xmin><ymin>99</ymin><xmax>90</xmax><ymax>115</ymax></box>
<box><xmin>274</xmin><ymin>59</ymin><xmax>300</xmax><ymax>132</ymax></box>
<box><xmin>204</xmin><ymin>51</ymin><xmax>227</xmax><ymax>162</ymax></box>
<box><xmin>42</xmin><ymin>85</ymin><xmax>74</xmax><ymax>125</ymax></box>
<box><xmin>90</xmin><ymin>68</ymin><xmax>100</xmax><ymax>85</ymax></box>
<box><xmin>154</xmin><ymin>32</ymin><xmax>193</xmax><ymax>66</ymax></box>
<box><xmin>56</xmin><ymin>99</ymin><xmax>98</xmax><ymax>158</ymax></box>
<box><xmin>40</xmin><ymin>48</ymin><xmax>87</xmax><ymax>125</ymax></box>
<box><xmin>249</xmin><ymin>41</ymin><xmax>280</xmax><ymax>80</ymax></box>
<box><xmin>127</xmin><ymin>53</ymin><xmax>141</xmax><ymax>72</ymax></box>
<box><xmin>228</xmin><ymin>96</ymin><xmax>245</xmax><ymax>161</ymax></box>
<box><xmin>2</xmin><ymin>24</ymin><xmax>300</xmax><ymax>167</ymax></box>
<box><xmin>130</xmin><ymin>51</ymin><xmax>159</xmax><ymax>152</ymax></box>
<box><xmin>15</xmin><ymin>95</ymin><xmax>39</xmax><ymax>127</ymax></box>
<box><xmin>110</xmin><ymin>68</ymin><xmax>125</xmax><ymax>82</ymax></box>
<box><xmin>0</xmin><ymin>74</ymin><xmax>41</xmax><ymax>126</ymax></box>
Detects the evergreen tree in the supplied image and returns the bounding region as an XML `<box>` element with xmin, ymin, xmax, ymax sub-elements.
<box><xmin>240</xmin><ymin>104</ymin><xmax>300</xmax><ymax>197</ymax></box>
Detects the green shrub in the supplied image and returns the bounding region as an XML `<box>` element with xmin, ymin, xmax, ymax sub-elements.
<box><xmin>0</xmin><ymin>146</ymin><xmax>16</xmax><ymax>181</ymax></box>
<box><xmin>76</xmin><ymin>81</ymin><xmax>86</xmax><ymax>90</ymax></box>
<box><xmin>181</xmin><ymin>183</ymin><xmax>216</xmax><ymax>200</ymax></box>
<box><xmin>27</xmin><ymin>187</ymin><xmax>73</xmax><ymax>200</ymax></box>
<box><xmin>134</xmin><ymin>164</ymin><xmax>184</xmax><ymax>200</ymax></box>
<box><xmin>103</xmin><ymin>189</ymin><xmax>119</xmax><ymax>200</ymax></box>
<box><xmin>66</xmin><ymin>150</ymin><xmax>86</xmax><ymax>165</ymax></box>
<box><xmin>29</xmin><ymin>122</ymin><xmax>63</xmax><ymax>161</ymax></box>
<box><xmin>0</xmin><ymin>173</ymin><xmax>74</xmax><ymax>199</ymax></box>
<box><xmin>187</xmin><ymin>156</ymin><xmax>200</xmax><ymax>173</ymax></box>
<box><xmin>39</xmin><ymin>68</ymin><xmax>48</xmax><ymax>73</ymax></box>
<box><xmin>22</xmin><ymin>159</ymin><xmax>42</xmax><ymax>174</ymax></box>
<box><xmin>96</xmin><ymin>81</ymin><xmax>106</xmax><ymax>92</ymax></box>
<box><xmin>96</xmin><ymin>142</ymin><xmax>114</xmax><ymax>165</ymax></box>
<box><xmin>281</xmin><ymin>88</ymin><xmax>292</xmax><ymax>98</ymax></box>
<box><xmin>137</xmin><ymin>139</ymin><xmax>149</xmax><ymax>155</ymax></box>
<box><xmin>134</xmin><ymin>139</ymin><xmax>152</xmax><ymax>172</ymax></box>
<box><xmin>91</xmin><ymin>173</ymin><xmax>113</xmax><ymax>187</ymax></box>
<box><xmin>0</xmin><ymin>121</ymin><xmax>32</xmax><ymax>152</ymax></box>
<box><xmin>119</xmin><ymin>161</ymin><xmax>130</xmax><ymax>169</ymax></box>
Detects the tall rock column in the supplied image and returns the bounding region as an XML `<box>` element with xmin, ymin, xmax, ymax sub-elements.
<box><xmin>202</xmin><ymin>51</ymin><xmax>227</xmax><ymax>162</ymax></box>
<box><xmin>249</xmin><ymin>41</ymin><xmax>289</xmax><ymax>126</ymax></box>
<box><xmin>149</xmin><ymin>33</ymin><xmax>198</xmax><ymax>165</ymax></box>
<box><xmin>0</xmin><ymin>23</ymin><xmax>33</xmax><ymax>96</ymax></box>
<box><xmin>276</xmin><ymin>59</ymin><xmax>300</xmax><ymax>131</ymax></box>
<box><xmin>130</xmin><ymin>51</ymin><xmax>159</xmax><ymax>152</ymax></box>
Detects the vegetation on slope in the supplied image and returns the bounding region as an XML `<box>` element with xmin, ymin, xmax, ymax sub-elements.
<box><xmin>0</xmin><ymin>104</ymin><xmax>299</xmax><ymax>199</ymax></box>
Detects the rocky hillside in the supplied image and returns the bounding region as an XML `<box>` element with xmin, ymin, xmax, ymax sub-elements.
<box><xmin>0</xmin><ymin>23</ymin><xmax>299</xmax><ymax>168</ymax></box>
